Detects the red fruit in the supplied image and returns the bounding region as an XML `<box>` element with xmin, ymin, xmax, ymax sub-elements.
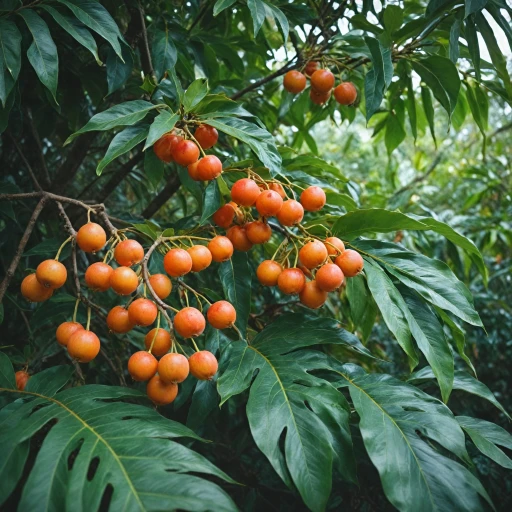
<box><xmin>310</xmin><ymin>69</ymin><xmax>335</xmax><ymax>93</ymax></box>
<box><xmin>304</xmin><ymin>61</ymin><xmax>318</xmax><ymax>76</ymax></box>
<box><xmin>153</xmin><ymin>133</ymin><xmax>182</xmax><ymax>162</ymax></box>
<box><xmin>188</xmin><ymin>161</ymin><xmax>200</xmax><ymax>180</ymax></box>
<box><xmin>158</xmin><ymin>353</ymin><xmax>189</xmax><ymax>383</ymax></box>
<box><xmin>36</xmin><ymin>259</ymin><xmax>67</xmax><ymax>289</ymax></box>
<box><xmin>300</xmin><ymin>186</ymin><xmax>326</xmax><ymax>212</ymax></box>
<box><xmin>231</xmin><ymin>178</ymin><xmax>260</xmax><ymax>206</ymax></box>
<box><xmin>164</xmin><ymin>248</ymin><xmax>193</xmax><ymax>277</ymax></box>
<box><xmin>194</xmin><ymin>124</ymin><xmax>218</xmax><ymax>150</ymax></box>
<box><xmin>316</xmin><ymin>263</ymin><xmax>344</xmax><ymax>292</ymax></box>
<box><xmin>335</xmin><ymin>249</ymin><xmax>364</xmax><ymax>277</ymax></box>
<box><xmin>145</xmin><ymin>328</ymin><xmax>172</xmax><ymax>357</ymax></box>
<box><xmin>146</xmin><ymin>375</ymin><xmax>178</xmax><ymax>405</ymax></box>
<box><xmin>128</xmin><ymin>298</ymin><xmax>158</xmax><ymax>327</ymax></box>
<box><xmin>277</xmin><ymin>268</ymin><xmax>306</xmax><ymax>294</ymax></box>
<box><xmin>188</xmin><ymin>351</ymin><xmax>218</xmax><ymax>380</ymax></box>
<box><xmin>269</xmin><ymin>182</ymin><xmax>286</xmax><ymax>199</ymax></box>
<box><xmin>334</xmin><ymin>82</ymin><xmax>358</xmax><ymax>105</ymax></box>
<box><xmin>256</xmin><ymin>189</ymin><xmax>283</xmax><ymax>217</ymax></box>
<box><xmin>149</xmin><ymin>273</ymin><xmax>172</xmax><ymax>300</ymax></box>
<box><xmin>207</xmin><ymin>300</ymin><xmax>236</xmax><ymax>329</ymax></box>
<box><xmin>212</xmin><ymin>203</ymin><xmax>236</xmax><ymax>228</ymax></box>
<box><xmin>256</xmin><ymin>260</ymin><xmax>282</xmax><ymax>286</ymax></box>
<box><xmin>21</xmin><ymin>274</ymin><xmax>53</xmax><ymax>302</ymax></box>
<box><xmin>67</xmin><ymin>330</ymin><xmax>100</xmax><ymax>363</ymax></box>
<box><xmin>174</xmin><ymin>307</ymin><xmax>206</xmax><ymax>338</ymax></box>
<box><xmin>85</xmin><ymin>262</ymin><xmax>113</xmax><ymax>292</ymax></box>
<box><xmin>310</xmin><ymin>89</ymin><xmax>331</xmax><ymax>105</ymax></box>
<box><xmin>324</xmin><ymin>236</ymin><xmax>345</xmax><ymax>256</ymax></box>
<box><xmin>128</xmin><ymin>351</ymin><xmax>158</xmax><ymax>381</ymax></box>
<box><xmin>196</xmin><ymin>155</ymin><xmax>223</xmax><ymax>181</ymax></box>
<box><xmin>245</xmin><ymin>221</ymin><xmax>272</xmax><ymax>244</ymax></box>
<box><xmin>299</xmin><ymin>280</ymin><xmax>328</xmax><ymax>309</ymax></box>
<box><xmin>106</xmin><ymin>306</ymin><xmax>134</xmax><ymax>334</ymax></box>
<box><xmin>283</xmin><ymin>70</ymin><xmax>307</xmax><ymax>94</ymax></box>
<box><xmin>208</xmin><ymin>236</ymin><xmax>234</xmax><ymax>262</ymax></box>
<box><xmin>172</xmin><ymin>139</ymin><xmax>199</xmax><ymax>166</ymax></box>
<box><xmin>114</xmin><ymin>239</ymin><xmax>144</xmax><ymax>266</ymax></box>
<box><xmin>56</xmin><ymin>321</ymin><xmax>84</xmax><ymax>347</ymax></box>
<box><xmin>276</xmin><ymin>199</ymin><xmax>304</xmax><ymax>226</ymax></box>
<box><xmin>15</xmin><ymin>370</ymin><xmax>30</xmax><ymax>391</ymax></box>
<box><xmin>109</xmin><ymin>267</ymin><xmax>139</xmax><ymax>295</ymax></box>
<box><xmin>298</xmin><ymin>240</ymin><xmax>328</xmax><ymax>269</ymax></box>
<box><xmin>187</xmin><ymin>245</ymin><xmax>212</xmax><ymax>272</ymax></box>
<box><xmin>76</xmin><ymin>222</ymin><xmax>106</xmax><ymax>253</ymax></box>
<box><xmin>227</xmin><ymin>225</ymin><xmax>253</xmax><ymax>252</ymax></box>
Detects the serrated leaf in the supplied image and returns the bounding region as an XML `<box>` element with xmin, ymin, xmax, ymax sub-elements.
<box><xmin>0</xmin><ymin>19</ymin><xmax>21</xmax><ymax>107</ymax></box>
<box><xmin>200</xmin><ymin>179</ymin><xmax>221</xmax><ymax>225</ymax></box>
<box><xmin>183</xmin><ymin>79</ymin><xmax>209</xmax><ymax>112</ymax></box>
<box><xmin>152</xmin><ymin>26</ymin><xmax>177</xmax><ymax>81</ymax></box>
<box><xmin>247</xmin><ymin>0</ymin><xmax>266</xmax><ymax>36</ymax></box>
<box><xmin>106</xmin><ymin>44</ymin><xmax>133</xmax><ymax>95</ymax></box>
<box><xmin>144</xmin><ymin>111</ymin><xmax>179</xmax><ymax>150</ymax></box>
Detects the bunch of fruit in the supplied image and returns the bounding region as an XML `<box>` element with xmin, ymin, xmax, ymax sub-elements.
<box><xmin>283</xmin><ymin>61</ymin><xmax>358</xmax><ymax>106</ymax></box>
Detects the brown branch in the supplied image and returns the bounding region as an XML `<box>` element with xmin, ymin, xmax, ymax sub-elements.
<box><xmin>26</xmin><ymin>108</ymin><xmax>52</xmax><ymax>188</ymax></box>
<box><xmin>141</xmin><ymin>173</ymin><xmax>181</xmax><ymax>218</ymax></box>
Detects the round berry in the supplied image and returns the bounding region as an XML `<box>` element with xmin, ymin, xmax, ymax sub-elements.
<box><xmin>128</xmin><ymin>351</ymin><xmax>158</xmax><ymax>381</ymax></box>
<box><xmin>114</xmin><ymin>239</ymin><xmax>144</xmax><ymax>267</ymax></box>
<box><xmin>187</xmin><ymin>160</ymin><xmax>200</xmax><ymax>180</ymax></box>
<box><xmin>277</xmin><ymin>268</ymin><xmax>306</xmax><ymax>295</ymax></box>
<box><xmin>158</xmin><ymin>353</ymin><xmax>189</xmax><ymax>383</ymax></box>
<box><xmin>304</xmin><ymin>61</ymin><xmax>318</xmax><ymax>76</ymax></box>
<box><xmin>174</xmin><ymin>307</ymin><xmax>206</xmax><ymax>338</ymax></box>
<box><xmin>324</xmin><ymin>237</ymin><xmax>345</xmax><ymax>256</ymax></box>
<box><xmin>153</xmin><ymin>133</ymin><xmax>182</xmax><ymax>162</ymax></box>
<box><xmin>310</xmin><ymin>69</ymin><xmax>335</xmax><ymax>93</ymax></box>
<box><xmin>187</xmin><ymin>245</ymin><xmax>212</xmax><ymax>272</ymax></box>
<box><xmin>67</xmin><ymin>330</ymin><xmax>100</xmax><ymax>363</ymax></box>
<box><xmin>256</xmin><ymin>260</ymin><xmax>282</xmax><ymax>286</ymax></box>
<box><xmin>172</xmin><ymin>139</ymin><xmax>199</xmax><ymax>166</ymax></box>
<box><xmin>163</xmin><ymin>248</ymin><xmax>193</xmax><ymax>277</ymax></box>
<box><xmin>109</xmin><ymin>267</ymin><xmax>139</xmax><ymax>295</ymax></box>
<box><xmin>149</xmin><ymin>274</ymin><xmax>172</xmax><ymax>300</ymax></box>
<box><xmin>276</xmin><ymin>199</ymin><xmax>304</xmax><ymax>226</ymax></box>
<box><xmin>315</xmin><ymin>263</ymin><xmax>344</xmax><ymax>292</ymax></box>
<box><xmin>269</xmin><ymin>182</ymin><xmax>286</xmax><ymax>198</ymax></box>
<box><xmin>146</xmin><ymin>375</ymin><xmax>178</xmax><ymax>405</ymax></box>
<box><xmin>310</xmin><ymin>89</ymin><xmax>331</xmax><ymax>105</ymax></box>
<box><xmin>334</xmin><ymin>82</ymin><xmax>357</xmax><ymax>105</ymax></box>
<box><xmin>300</xmin><ymin>186</ymin><xmax>326</xmax><ymax>212</ymax></box>
<box><xmin>144</xmin><ymin>328</ymin><xmax>172</xmax><ymax>357</ymax></box>
<box><xmin>56</xmin><ymin>321</ymin><xmax>83</xmax><ymax>347</ymax></box>
<box><xmin>298</xmin><ymin>240</ymin><xmax>328</xmax><ymax>269</ymax></box>
<box><xmin>227</xmin><ymin>225</ymin><xmax>253</xmax><ymax>252</ymax></box>
<box><xmin>188</xmin><ymin>351</ymin><xmax>218</xmax><ymax>380</ymax></box>
<box><xmin>15</xmin><ymin>370</ymin><xmax>30</xmax><ymax>391</ymax></box>
<box><xmin>207</xmin><ymin>300</ymin><xmax>236</xmax><ymax>329</ymax></box>
<box><xmin>106</xmin><ymin>306</ymin><xmax>135</xmax><ymax>334</ymax></box>
<box><xmin>335</xmin><ymin>249</ymin><xmax>364</xmax><ymax>277</ymax></box>
<box><xmin>194</xmin><ymin>124</ymin><xmax>219</xmax><ymax>150</ymax></box>
<box><xmin>245</xmin><ymin>221</ymin><xmax>272</xmax><ymax>244</ymax></box>
<box><xmin>283</xmin><ymin>70</ymin><xmax>307</xmax><ymax>94</ymax></box>
<box><xmin>85</xmin><ymin>262</ymin><xmax>113</xmax><ymax>292</ymax></box>
<box><xmin>36</xmin><ymin>259</ymin><xmax>67</xmax><ymax>289</ymax></box>
<box><xmin>299</xmin><ymin>280</ymin><xmax>328</xmax><ymax>309</ymax></box>
<box><xmin>231</xmin><ymin>178</ymin><xmax>260</xmax><ymax>206</ymax></box>
<box><xmin>256</xmin><ymin>189</ymin><xmax>283</xmax><ymax>217</ymax></box>
<box><xmin>76</xmin><ymin>222</ymin><xmax>106</xmax><ymax>253</ymax></box>
<box><xmin>128</xmin><ymin>298</ymin><xmax>158</xmax><ymax>327</ymax></box>
<box><xmin>196</xmin><ymin>155</ymin><xmax>223</xmax><ymax>181</ymax></box>
<box><xmin>208</xmin><ymin>236</ymin><xmax>234</xmax><ymax>262</ymax></box>
<box><xmin>21</xmin><ymin>274</ymin><xmax>53</xmax><ymax>302</ymax></box>
<box><xmin>212</xmin><ymin>203</ymin><xmax>236</xmax><ymax>229</ymax></box>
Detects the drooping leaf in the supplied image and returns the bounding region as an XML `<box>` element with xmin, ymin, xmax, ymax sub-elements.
<box><xmin>465</xmin><ymin>15</ymin><xmax>481</xmax><ymax>81</ymax></box>
<box><xmin>213</xmin><ymin>0</ymin><xmax>237</xmax><ymax>17</ymax></box>
<box><xmin>247</xmin><ymin>0</ymin><xmax>266</xmax><ymax>36</ymax></box>
<box><xmin>265</xmin><ymin>3</ymin><xmax>289</xmax><ymax>42</ymax></box>
<box><xmin>144</xmin><ymin>111</ymin><xmax>179</xmax><ymax>150</ymax></box>
<box><xmin>465</xmin><ymin>0</ymin><xmax>487</xmax><ymax>18</ymax></box>
<box><xmin>346</xmin><ymin>274</ymin><xmax>377</xmax><ymax>342</ymax></box>
<box><xmin>0</xmin><ymin>19</ymin><xmax>21</xmax><ymax>107</ymax></box>
<box><xmin>106</xmin><ymin>44</ymin><xmax>133</xmax><ymax>95</ymax></box>
<box><xmin>152</xmin><ymin>26</ymin><xmax>177</xmax><ymax>80</ymax></box>
<box><xmin>383</xmin><ymin>5</ymin><xmax>404</xmax><ymax>34</ymax></box>
<box><xmin>465</xmin><ymin>81</ymin><xmax>488</xmax><ymax>137</ymax></box>
<box><xmin>405</xmin><ymin>72</ymin><xmax>417</xmax><ymax>140</ymax></box>
<box><xmin>144</xmin><ymin>149</ymin><xmax>164</xmax><ymax>187</ymax></box>
<box><xmin>183</xmin><ymin>79</ymin><xmax>209</xmax><ymax>112</ymax></box>
<box><xmin>449</xmin><ymin>18</ymin><xmax>461</xmax><ymax>62</ymax></box>
<box><xmin>0</xmin><ymin>352</ymin><xmax>15</xmax><ymax>389</ymax></box>
<box><xmin>421</xmin><ymin>85</ymin><xmax>437</xmax><ymax>146</ymax></box>
<box><xmin>385</xmin><ymin>111</ymin><xmax>406</xmax><ymax>155</ymax></box>
<box><xmin>200</xmin><ymin>179</ymin><xmax>221</xmax><ymax>225</ymax></box>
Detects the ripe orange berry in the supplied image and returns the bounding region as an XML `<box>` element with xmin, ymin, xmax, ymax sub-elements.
<box><xmin>299</xmin><ymin>280</ymin><xmax>328</xmax><ymax>309</ymax></box>
<box><xmin>128</xmin><ymin>351</ymin><xmax>158</xmax><ymax>381</ymax></box>
<box><xmin>146</xmin><ymin>375</ymin><xmax>178</xmax><ymax>405</ymax></box>
<box><xmin>334</xmin><ymin>82</ymin><xmax>358</xmax><ymax>105</ymax></box>
<box><xmin>106</xmin><ymin>306</ymin><xmax>135</xmax><ymax>334</ymax></box>
<box><xmin>128</xmin><ymin>298</ymin><xmax>158</xmax><ymax>327</ymax></box>
<box><xmin>144</xmin><ymin>328</ymin><xmax>172</xmax><ymax>357</ymax></box>
<box><xmin>299</xmin><ymin>240</ymin><xmax>328</xmax><ymax>269</ymax></box>
<box><xmin>189</xmin><ymin>351</ymin><xmax>218</xmax><ymax>380</ymax></box>
<box><xmin>35</xmin><ymin>259</ymin><xmax>67</xmax><ymax>289</ymax></box>
<box><xmin>187</xmin><ymin>245</ymin><xmax>212</xmax><ymax>272</ymax></box>
<box><xmin>335</xmin><ymin>249</ymin><xmax>364</xmax><ymax>277</ymax></box>
<box><xmin>172</xmin><ymin>139</ymin><xmax>199</xmax><ymax>166</ymax></box>
<box><xmin>269</xmin><ymin>182</ymin><xmax>286</xmax><ymax>199</ymax></box>
<box><xmin>213</xmin><ymin>203</ymin><xmax>236</xmax><ymax>228</ymax></box>
<box><xmin>207</xmin><ymin>300</ymin><xmax>236</xmax><ymax>329</ymax></box>
<box><xmin>67</xmin><ymin>330</ymin><xmax>100</xmax><ymax>363</ymax></box>
<box><xmin>196</xmin><ymin>155</ymin><xmax>223</xmax><ymax>181</ymax></box>
<box><xmin>310</xmin><ymin>89</ymin><xmax>331</xmax><ymax>105</ymax></box>
<box><xmin>324</xmin><ymin>236</ymin><xmax>345</xmax><ymax>256</ymax></box>
<box><xmin>21</xmin><ymin>274</ymin><xmax>53</xmax><ymax>302</ymax></box>
<box><xmin>194</xmin><ymin>124</ymin><xmax>218</xmax><ymax>150</ymax></box>
<box><xmin>227</xmin><ymin>225</ymin><xmax>253</xmax><ymax>252</ymax></box>
<box><xmin>208</xmin><ymin>236</ymin><xmax>234</xmax><ymax>262</ymax></box>
<box><xmin>245</xmin><ymin>221</ymin><xmax>272</xmax><ymax>244</ymax></box>
<box><xmin>56</xmin><ymin>321</ymin><xmax>83</xmax><ymax>347</ymax></box>
<box><xmin>304</xmin><ymin>61</ymin><xmax>318</xmax><ymax>76</ymax></box>
<box><xmin>283</xmin><ymin>70</ymin><xmax>307</xmax><ymax>94</ymax></box>
<box><xmin>300</xmin><ymin>186</ymin><xmax>326</xmax><ymax>212</ymax></box>
<box><xmin>76</xmin><ymin>222</ymin><xmax>106</xmax><ymax>253</ymax></box>
<box><xmin>310</xmin><ymin>69</ymin><xmax>335</xmax><ymax>93</ymax></box>
<box><xmin>148</xmin><ymin>274</ymin><xmax>172</xmax><ymax>300</ymax></box>
<box><xmin>163</xmin><ymin>248</ymin><xmax>192</xmax><ymax>277</ymax></box>
<box><xmin>85</xmin><ymin>262</ymin><xmax>113</xmax><ymax>292</ymax></box>
<box><xmin>231</xmin><ymin>178</ymin><xmax>261</xmax><ymax>206</ymax></box>
<box><xmin>158</xmin><ymin>353</ymin><xmax>189</xmax><ymax>383</ymax></box>
<box><xmin>174</xmin><ymin>307</ymin><xmax>206</xmax><ymax>338</ymax></box>
<box><xmin>256</xmin><ymin>260</ymin><xmax>282</xmax><ymax>286</ymax></box>
<box><xmin>316</xmin><ymin>263</ymin><xmax>344</xmax><ymax>292</ymax></box>
<box><xmin>15</xmin><ymin>370</ymin><xmax>30</xmax><ymax>391</ymax></box>
<box><xmin>276</xmin><ymin>199</ymin><xmax>304</xmax><ymax>226</ymax></box>
<box><xmin>277</xmin><ymin>268</ymin><xmax>306</xmax><ymax>294</ymax></box>
<box><xmin>109</xmin><ymin>266</ymin><xmax>139</xmax><ymax>295</ymax></box>
<box><xmin>256</xmin><ymin>189</ymin><xmax>283</xmax><ymax>217</ymax></box>
<box><xmin>153</xmin><ymin>133</ymin><xmax>181</xmax><ymax>162</ymax></box>
<box><xmin>187</xmin><ymin>160</ymin><xmax>200</xmax><ymax>180</ymax></box>
<box><xmin>114</xmin><ymin>239</ymin><xmax>144</xmax><ymax>266</ymax></box>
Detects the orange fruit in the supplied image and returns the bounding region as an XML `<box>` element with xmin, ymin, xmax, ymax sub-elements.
<box><xmin>146</xmin><ymin>375</ymin><xmax>178</xmax><ymax>405</ymax></box>
<box><xmin>163</xmin><ymin>248</ymin><xmax>192</xmax><ymax>277</ymax></box>
<box><xmin>174</xmin><ymin>307</ymin><xmax>206</xmax><ymax>338</ymax></box>
<box><xmin>56</xmin><ymin>321</ymin><xmax>83</xmax><ymax>347</ymax></box>
<box><xmin>334</xmin><ymin>249</ymin><xmax>364</xmax><ymax>277</ymax></box>
<box><xmin>283</xmin><ymin>70</ymin><xmax>307</xmax><ymax>94</ymax></box>
<box><xmin>85</xmin><ymin>262</ymin><xmax>113</xmax><ymax>292</ymax></box>
<box><xmin>114</xmin><ymin>239</ymin><xmax>144</xmax><ymax>266</ymax></box>
<box><xmin>188</xmin><ymin>351</ymin><xmax>218</xmax><ymax>380</ymax></box>
<box><xmin>76</xmin><ymin>222</ymin><xmax>106</xmax><ymax>253</ymax></box>
<box><xmin>158</xmin><ymin>353</ymin><xmax>189</xmax><ymax>383</ymax></box>
<box><xmin>256</xmin><ymin>260</ymin><xmax>282</xmax><ymax>286</ymax></box>
<box><xmin>21</xmin><ymin>274</ymin><xmax>53</xmax><ymax>302</ymax></box>
<box><xmin>208</xmin><ymin>236</ymin><xmax>234</xmax><ymax>262</ymax></box>
<box><xmin>35</xmin><ymin>259</ymin><xmax>67</xmax><ymax>289</ymax></box>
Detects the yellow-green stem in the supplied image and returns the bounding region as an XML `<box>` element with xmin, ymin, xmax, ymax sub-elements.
<box><xmin>55</xmin><ymin>236</ymin><xmax>72</xmax><ymax>261</ymax></box>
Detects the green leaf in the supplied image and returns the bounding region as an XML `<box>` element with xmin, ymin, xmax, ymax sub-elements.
<box><xmin>18</xmin><ymin>10</ymin><xmax>59</xmax><ymax>103</ymax></box>
<box><xmin>465</xmin><ymin>81</ymin><xmax>488</xmax><ymax>137</ymax></box>
<box><xmin>383</xmin><ymin>5</ymin><xmax>404</xmax><ymax>34</ymax></box>
<box><xmin>465</xmin><ymin>0</ymin><xmax>487</xmax><ymax>18</ymax></box>
<box><xmin>213</xmin><ymin>0</ymin><xmax>237</xmax><ymax>16</ymax></box>
<box><xmin>0</xmin><ymin>384</ymin><xmax>237</xmax><ymax>511</ymax></box>
<box><xmin>449</xmin><ymin>18</ymin><xmax>461</xmax><ymax>62</ymax></box>
<box><xmin>24</xmin><ymin>237</ymin><xmax>71</xmax><ymax>259</ymax></box>
<box><xmin>183</xmin><ymin>79</ymin><xmax>209</xmax><ymax>112</ymax></box>
<box><xmin>247</xmin><ymin>0</ymin><xmax>266</xmax><ymax>36</ymax></box>
<box><xmin>106</xmin><ymin>44</ymin><xmax>133</xmax><ymax>95</ymax></box>
<box><xmin>24</xmin><ymin>365</ymin><xmax>73</xmax><ymax>396</ymax></box>
<box><xmin>144</xmin><ymin>149</ymin><xmax>164</xmax><ymax>187</ymax></box>
<box><xmin>0</xmin><ymin>352</ymin><xmax>15</xmax><ymax>388</ymax></box>
<box><xmin>265</xmin><ymin>3</ymin><xmax>289</xmax><ymax>42</ymax></box>
<box><xmin>65</xmin><ymin>101</ymin><xmax>156</xmax><ymax>144</ymax></box>
<box><xmin>200</xmin><ymin>179</ymin><xmax>221</xmax><ymax>225</ymax></box>
<box><xmin>405</xmin><ymin>73</ymin><xmax>417</xmax><ymax>140</ymax></box>
<box><xmin>169</xmin><ymin>67</ymin><xmax>184</xmax><ymax>103</ymax></box>
<box><xmin>219</xmin><ymin>252</ymin><xmax>251</xmax><ymax>337</ymax></box>
<box><xmin>457</xmin><ymin>416</ymin><xmax>512</xmax><ymax>469</ymax></box>
<box><xmin>451</xmin><ymin>87</ymin><xmax>468</xmax><ymax>130</ymax></box>
<box><xmin>364</xmin><ymin>36</ymin><xmax>393</xmax><ymax>120</ymax></box>
<box><xmin>217</xmin><ymin>315</ymin><xmax>360</xmax><ymax>511</ymax></box>
<box><xmin>385</xmin><ymin>111</ymin><xmax>406</xmax><ymax>155</ymax></box>
<box><xmin>55</xmin><ymin>0</ymin><xmax>124</xmax><ymax>60</ymax></box>
<box><xmin>187</xmin><ymin>379</ymin><xmax>219</xmax><ymax>433</ymax></box>
<box><xmin>144</xmin><ymin>111</ymin><xmax>179</xmax><ymax>150</ymax></box>
<box><xmin>152</xmin><ymin>26</ymin><xmax>177</xmax><ymax>81</ymax></box>
<box><xmin>40</xmin><ymin>5</ymin><xmax>100</xmax><ymax>65</ymax></box>
<box><xmin>487</xmin><ymin>5</ymin><xmax>512</xmax><ymax>51</ymax></box>
<box><xmin>350</xmin><ymin>13</ymin><xmax>383</xmax><ymax>34</ymax></box>
<box><xmin>346</xmin><ymin>274</ymin><xmax>377</xmax><ymax>342</ymax></box>
<box><xmin>465</xmin><ymin>15</ymin><xmax>481</xmax><ymax>81</ymax></box>
<box><xmin>96</xmin><ymin>125</ymin><xmax>148</xmax><ymax>176</ymax></box>
<box><xmin>0</xmin><ymin>303</ymin><xmax>3</xmax><ymax>325</ymax></box>
<box><xmin>412</xmin><ymin>56</ymin><xmax>460</xmax><ymax>119</ymax></box>
<box><xmin>421</xmin><ymin>85</ymin><xmax>437</xmax><ymax>146</ymax></box>
<box><xmin>0</xmin><ymin>19</ymin><xmax>21</xmax><ymax>107</ymax></box>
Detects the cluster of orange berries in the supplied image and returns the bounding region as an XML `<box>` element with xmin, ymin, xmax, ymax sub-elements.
<box><xmin>283</xmin><ymin>61</ymin><xmax>358</xmax><ymax>106</ymax></box>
